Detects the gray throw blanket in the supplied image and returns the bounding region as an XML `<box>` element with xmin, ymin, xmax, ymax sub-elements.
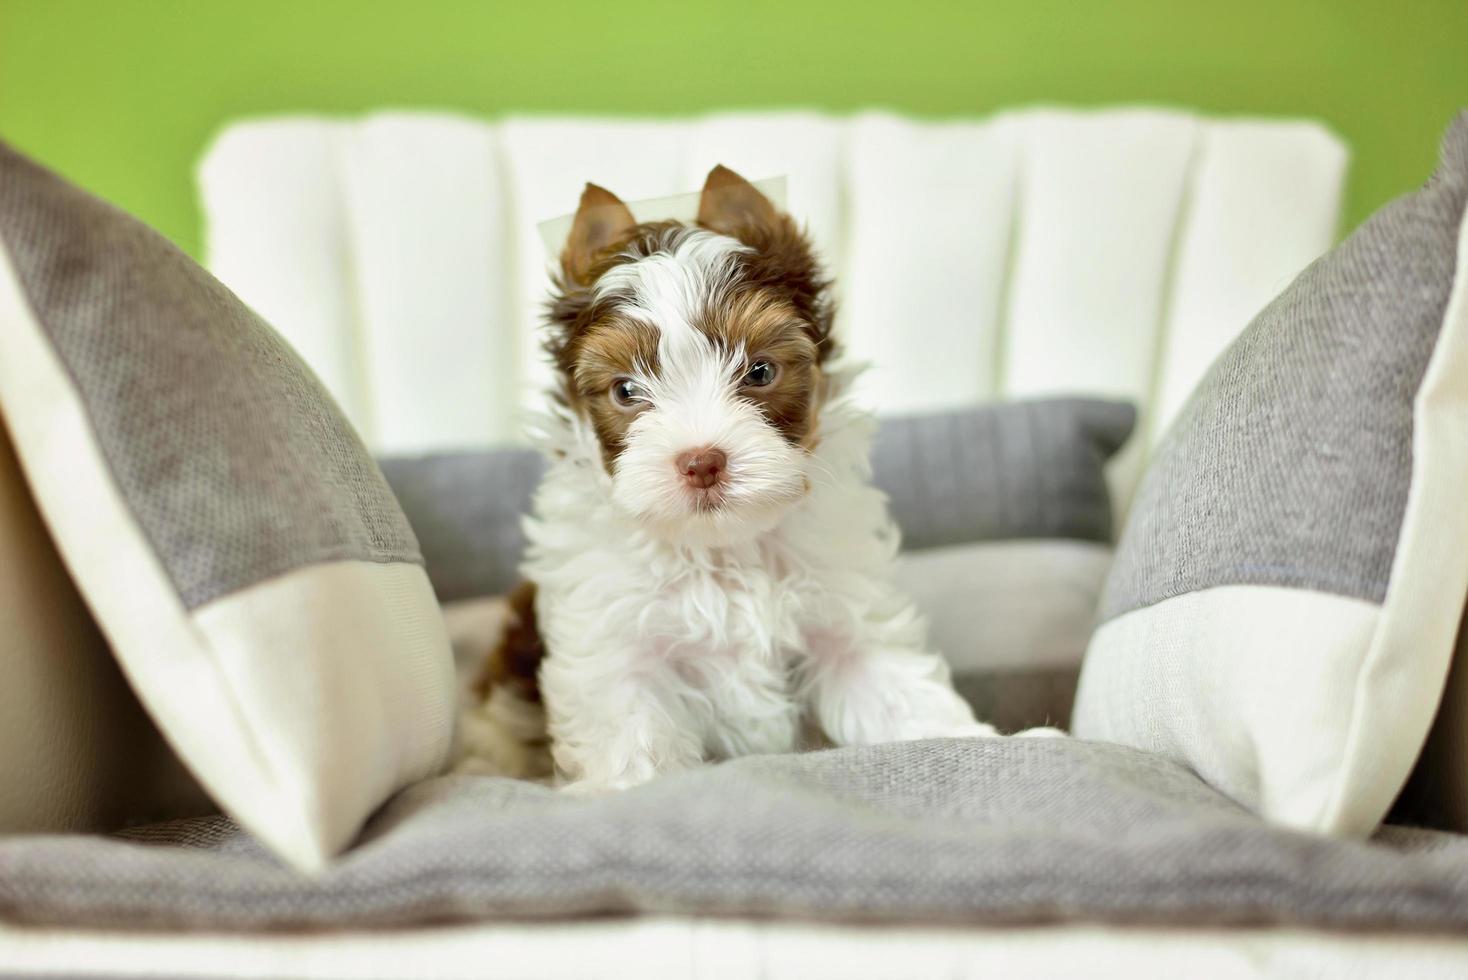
<box><xmin>2</xmin><ymin>739</ymin><xmax>1467</xmax><ymax>933</ymax></box>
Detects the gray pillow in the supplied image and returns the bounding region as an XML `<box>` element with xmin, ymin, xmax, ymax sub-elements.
<box><xmin>381</xmin><ymin>397</ymin><xmax>1135</xmax><ymax>601</ymax></box>
<box><xmin>1075</xmin><ymin>111</ymin><xmax>1468</xmax><ymax>837</ymax></box>
<box><xmin>0</xmin><ymin>140</ymin><xmax>456</xmax><ymax>871</ymax></box>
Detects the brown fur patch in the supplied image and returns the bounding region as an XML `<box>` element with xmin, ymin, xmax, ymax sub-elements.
<box><xmin>572</xmin><ymin>317</ymin><xmax>659</xmax><ymax>471</ymax></box>
<box><xmin>475</xmin><ymin>580</ymin><xmax>544</xmax><ymax>704</ymax></box>
<box><xmin>697</xmin><ymin>289</ymin><xmax>822</xmax><ymax>446</ymax></box>
<box><xmin>720</xmin><ymin>213</ymin><xmax>836</xmax><ymax>364</ymax></box>
<box><xmin>695</xmin><ymin>165</ymin><xmax>836</xmax><ymax>363</ymax></box>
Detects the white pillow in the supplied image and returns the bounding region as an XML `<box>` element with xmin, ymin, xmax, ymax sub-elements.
<box><xmin>1074</xmin><ymin>113</ymin><xmax>1468</xmax><ymax>836</ymax></box>
<box><xmin>0</xmin><ymin>141</ymin><xmax>456</xmax><ymax>869</ymax></box>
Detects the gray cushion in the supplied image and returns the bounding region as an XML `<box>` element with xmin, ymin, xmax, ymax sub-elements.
<box><xmin>872</xmin><ymin>398</ymin><xmax>1133</xmax><ymax>551</ymax></box>
<box><xmin>1100</xmin><ymin>115</ymin><xmax>1468</xmax><ymax>619</ymax></box>
<box><xmin>0</xmin><ymin>140</ymin><xmax>421</xmax><ymax>608</ymax></box>
<box><xmin>3</xmin><ymin>738</ymin><xmax>1467</xmax><ymax>932</ymax></box>
<box><xmin>382</xmin><ymin>398</ymin><xmax>1135</xmax><ymax>602</ymax></box>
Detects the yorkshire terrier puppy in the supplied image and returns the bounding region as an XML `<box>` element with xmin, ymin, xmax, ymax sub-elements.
<box><xmin>471</xmin><ymin>166</ymin><xmax>1049</xmax><ymax>792</ymax></box>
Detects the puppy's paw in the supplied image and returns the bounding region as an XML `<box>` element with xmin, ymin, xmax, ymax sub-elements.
<box><xmin>1012</xmin><ymin>725</ymin><xmax>1068</xmax><ymax>739</ymax></box>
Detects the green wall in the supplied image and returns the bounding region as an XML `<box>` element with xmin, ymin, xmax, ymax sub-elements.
<box><xmin>2</xmin><ymin>0</ymin><xmax>1464</xmax><ymax>257</ymax></box>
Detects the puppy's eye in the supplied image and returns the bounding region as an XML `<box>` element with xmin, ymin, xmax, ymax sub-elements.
<box><xmin>742</xmin><ymin>359</ymin><xmax>778</xmax><ymax>388</ymax></box>
<box><xmin>610</xmin><ymin>378</ymin><xmax>648</xmax><ymax>411</ymax></box>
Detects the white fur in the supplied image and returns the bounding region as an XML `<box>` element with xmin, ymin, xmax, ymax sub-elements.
<box><xmin>522</xmin><ymin>230</ymin><xmax>1051</xmax><ymax>792</ymax></box>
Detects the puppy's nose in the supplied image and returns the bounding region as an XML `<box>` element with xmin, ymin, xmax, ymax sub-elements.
<box><xmin>675</xmin><ymin>447</ymin><xmax>727</xmax><ymax>489</ymax></box>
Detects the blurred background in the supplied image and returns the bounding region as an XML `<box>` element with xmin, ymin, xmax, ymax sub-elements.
<box><xmin>2</xmin><ymin>0</ymin><xmax>1466</xmax><ymax>259</ymax></box>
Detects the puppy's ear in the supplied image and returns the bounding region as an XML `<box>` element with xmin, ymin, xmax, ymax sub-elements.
<box><xmin>697</xmin><ymin>166</ymin><xmax>835</xmax><ymax>363</ymax></box>
<box><xmin>562</xmin><ymin>183</ymin><xmax>637</xmax><ymax>286</ymax></box>
<box><xmin>697</xmin><ymin>165</ymin><xmax>781</xmax><ymax>238</ymax></box>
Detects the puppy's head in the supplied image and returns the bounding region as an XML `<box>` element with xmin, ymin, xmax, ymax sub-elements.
<box><xmin>546</xmin><ymin>166</ymin><xmax>836</xmax><ymax>545</ymax></box>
